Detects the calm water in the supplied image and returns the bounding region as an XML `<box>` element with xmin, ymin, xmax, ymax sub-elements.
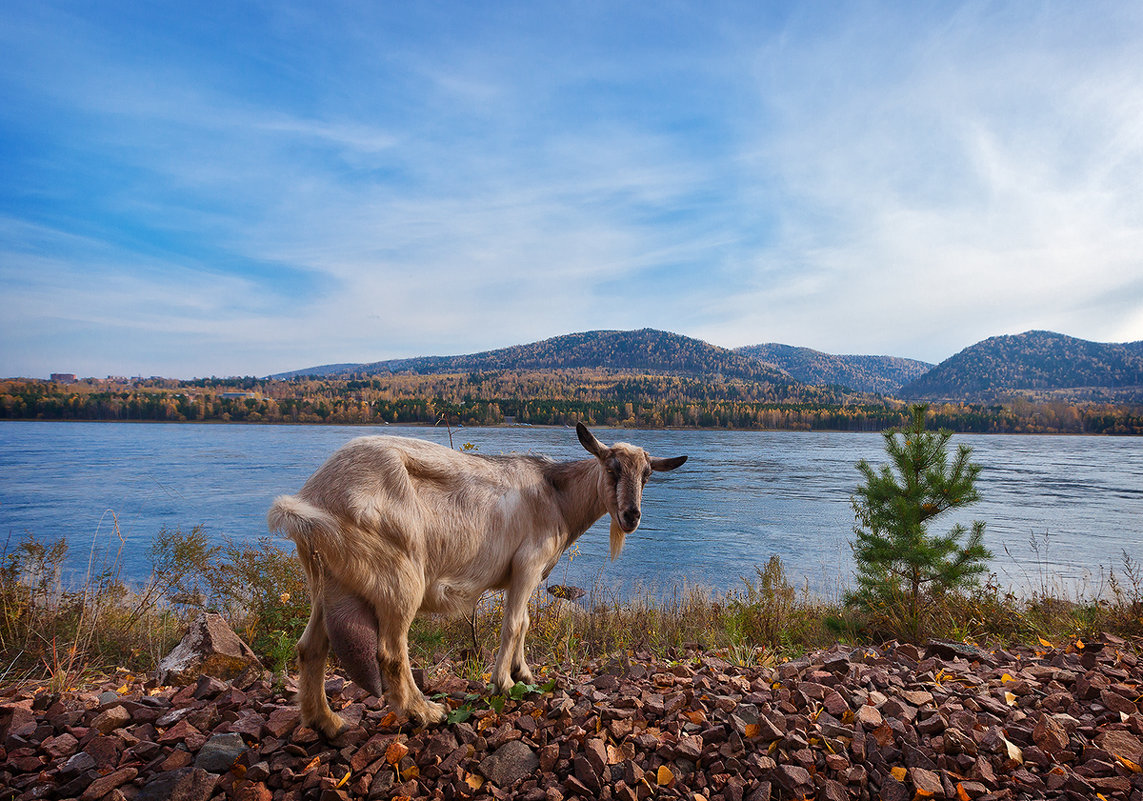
<box><xmin>1</xmin><ymin>421</ymin><xmax>1140</xmax><ymax>596</ymax></box>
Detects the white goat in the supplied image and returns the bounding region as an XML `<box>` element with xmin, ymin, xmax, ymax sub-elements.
<box><xmin>267</xmin><ymin>423</ymin><xmax>686</xmax><ymax>735</ymax></box>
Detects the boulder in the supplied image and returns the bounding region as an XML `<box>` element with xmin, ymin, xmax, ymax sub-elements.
<box><xmin>157</xmin><ymin>613</ymin><xmax>261</xmax><ymax>686</ymax></box>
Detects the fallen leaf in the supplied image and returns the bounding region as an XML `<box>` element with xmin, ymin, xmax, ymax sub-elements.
<box><xmin>656</xmin><ymin>765</ymin><xmax>674</xmax><ymax>786</ymax></box>
<box><xmin>1004</xmin><ymin>691</ymin><xmax>1018</xmax><ymax>707</ymax></box>
<box><xmin>684</xmin><ymin>709</ymin><xmax>706</xmax><ymax>725</ymax></box>
<box><xmin>1000</xmin><ymin>673</ymin><xmax>1015</xmax><ymax>684</ymax></box>
<box><xmin>956</xmin><ymin>782</ymin><xmax>971</xmax><ymax>801</ymax></box>
<box><xmin>1038</xmin><ymin>636</ymin><xmax>1054</xmax><ymax>648</ymax></box>
<box><xmin>401</xmin><ymin>764</ymin><xmax>419</xmax><ymax>781</ymax></box>
<box><xmin>1003</xmin><ymin>736</ymin><xmax>1023</xmax><ymax>764</ymax></box>
<box><xmin>744</xmin><ymin>723</ymin><xmax>760</xmax><ymax>738</ymax></box>
<box><xmin>465</xmin><ymin>773</ymin><xmax>484</xmax><ymax>790</ymax></box>
<box><xmin>302</xmin><ymin>756</ymin><xmax>321</xmax><ymax>773</ymax></box>
<box><xmin>890</xmin><ymin>766</ymin><xmax>908</xmax><ymax>781</ymax></box>
<box><xmin>386</xmin><ymin>741</ymin><xmax>409</xmax><ymax>766</ymax></box>
<box><xmin>335</xmin><ymin>770</ymin><xmax>352</xmax><ymax>788</ymax></box>
<box><xmin>1114</xmin><ymin>754</ymin><xmax>1143</xmax><ymax>773</ymax></box>
<box><xmin>1075</xmin><ymin>639</ymin><xmax>1085</xmax><ymax>649</ymax></box>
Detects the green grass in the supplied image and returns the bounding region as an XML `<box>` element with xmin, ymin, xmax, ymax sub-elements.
<box><xmin>3</xmin><ymin>528</ymin><xmax>1143</xmax><ymax>690</ymax></box>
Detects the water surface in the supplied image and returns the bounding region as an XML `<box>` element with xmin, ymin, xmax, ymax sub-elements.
<box><xmin>1</xmin><ymin>422</ymin><xmax>1140</xmax><ymax>596</ymax></box>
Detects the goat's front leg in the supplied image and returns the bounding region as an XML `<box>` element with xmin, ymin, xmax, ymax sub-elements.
<box><xmin>491</xmin><ymin>556</ymin><xmax>542</xmax><ymax>694</ymax></box>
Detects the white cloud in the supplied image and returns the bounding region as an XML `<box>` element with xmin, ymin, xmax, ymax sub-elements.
<box><xmin>2</xmin><ymin>1</ymin><xmax>1142</xmax><ymax>375</ymax></box>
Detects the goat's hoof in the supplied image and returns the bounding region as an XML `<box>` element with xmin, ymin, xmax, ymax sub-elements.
<box><xmin>412</xmin><ymin>699</ymin><xmax>448</xmax><ymax>726</ymax></box>
<box><xmin>311</xmin><ymin>712</ymin><xmax>347</xmax><ymax>740</ymax></box>
<box><xmin>512</xmin><ymin>666</ymin><xmax>535</xmax><ymax>685</ymax></box>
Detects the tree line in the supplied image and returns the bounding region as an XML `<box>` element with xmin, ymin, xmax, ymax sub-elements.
<box><xmin>2</xmin><ymin>375</ymin><xmax>1141</xmax><ymax>433</ymax></box>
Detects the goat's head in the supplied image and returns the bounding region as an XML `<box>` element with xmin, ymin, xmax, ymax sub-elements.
<box><xmin>576</xmin><ymin>422</ymin><xmax>687</xmax><ymax>559</ymax></box>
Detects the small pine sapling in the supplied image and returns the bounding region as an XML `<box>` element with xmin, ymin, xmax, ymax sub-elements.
<box><xmin>848</xmin><ymin>404</ymin><xmax>991</xmax><ymax>640</ymax></box>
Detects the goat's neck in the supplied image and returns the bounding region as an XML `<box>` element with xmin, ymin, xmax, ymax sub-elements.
<box><xmin>546</xmin><ymin>458</ymin><xmax>609</xmax><ymax>544</ymax></box>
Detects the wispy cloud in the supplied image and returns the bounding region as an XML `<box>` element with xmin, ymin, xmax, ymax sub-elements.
<box><xmin>1</xmin><ymin>1</ymin><xmax>1141</xmax><ymax>376</ymax></box>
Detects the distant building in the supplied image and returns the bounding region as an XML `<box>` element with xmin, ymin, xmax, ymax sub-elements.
<box><xmin>219</xmin><ymin>391</ymin><xmax>256</xmax><ymax>399</ymax></box>
<box><xmin>50</xmin><ymin>373</ymin><xmax>77</xmax><ymax>383</ymax></box>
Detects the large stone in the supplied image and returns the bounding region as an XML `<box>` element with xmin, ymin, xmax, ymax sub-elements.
<box><xmin>157</xmin><ymin>613</ymin><xmax>261</xmax><ymax>685</ymax></box>
<box><xmin>478</xmin><ymin>740</ymin><xmax>540</xmax><ymax>788</ymax></box>
<box><xmin>1095</xmin><ymin>729</ymin><xmax>1143</xmax><ymax>765</ymax></box>
<box><xmin>194</xmin><ymin>732</ymin><xmax>248</xmax><ymax>773</ymax></box>
<box><xmin>136</xmin><ymin>768</ymin><xmax>218</xmax><ymax>801</ymax></box>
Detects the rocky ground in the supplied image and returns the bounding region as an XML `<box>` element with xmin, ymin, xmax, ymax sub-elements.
<box><xmin>4</xmin><ymin>634</ymin><xmax>1143</xmax><ymax>801</ymax></box>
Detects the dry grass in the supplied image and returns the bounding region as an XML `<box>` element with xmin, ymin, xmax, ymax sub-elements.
<box><xmin>4</xmin><ymin>528</ymin><xmax>1143</xmax><ymax>689</ymax></box>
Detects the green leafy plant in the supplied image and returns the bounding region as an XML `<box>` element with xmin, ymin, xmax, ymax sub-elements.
<box><xmin>848</xmin><ymin>404</ymin><xmax>991</xmax><ymax>641</ymax></box>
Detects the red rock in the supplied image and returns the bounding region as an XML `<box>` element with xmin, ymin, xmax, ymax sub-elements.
<box><xmin>157</xmin><ymin>613</ymin><xmax>261</xmax><ymax>686</ymax></box>
<box><xmin>1095</xmin><ymin>729</ymin><xmax>1143</xmax><ymax>764</ymax></box>
<box><xmin>263</xmin><ymin>706</ymin><xmax>300</xmax><ymax>738</ymax></box>
<box><xmin>1032</xmin><ymin>714</ymin><xmax>1069</xmax><ymax>755</ymax></box>
<box><xmin>41</xmin><ymin>732</ymin><xmax>79</xmax><ymax>758</ymax></box>
<box><xmin>91</xmin><ymin>705</ymin><xmax>132</xmax><ymax>734</ymax></box>
<box><xmin>79</xmin><ymin>766</ymin><xmax>138</xmax><ymax>801</ymax></box>
<box><xmin>856</xmin><ymin>704</ymin><xmax>883</xmax><ymax>727</ymax></box>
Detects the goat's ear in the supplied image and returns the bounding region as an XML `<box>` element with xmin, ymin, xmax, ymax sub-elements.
<box><xmin>650</xmin><ymin>455</ymin><xmax>687</xmax><ymax>472</ymax></box>
<box><xmin>576</xmin><ymin>422</ymin><xmax>607</xmax><ymax>458</ymax></box>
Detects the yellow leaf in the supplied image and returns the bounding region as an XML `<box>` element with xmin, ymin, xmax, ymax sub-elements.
<box><xmin>1000</xmin><ymin>673</ymin><xmax>1015</xmax><ymax>683</ymax></box>
<box><xmin>1114</xmin><ymin>754</ymin><xmax>1143</xmax><ymax>773</ymax></box>
<box><xmin>1038</xmin><ymin>636</ymin><xmax>1054</xmax><ymax>648</ymax></box>
<box><xmin>916</xmin><ymin>790</ymin><xmax>935</xmax><ymax>799</ymax></box>
<box><xmin>1075</xmin><ymin>639</ymin><xmax>1085</xmax><ymax>649</ymax></box>
<box><xmin>1003</xmin><ymin>736</ymin><xmax>1023</xmax><ymax>764</ymax></box>
<box><xmin>401</xmin><ymin>764</ymin><xmax>419</xmax><ymax>781</ymax></box>
<box><xmin>744</xmin><ymin>723</ymin><xmax>760</xmax><ymax>738</ymax></box>
<box><xmin>335</xmin><ymin>769</ymin><xmax>352</xmax><ymax>788</ymax></box>
<box><xmin>1097</xmin><ymin>794</ymin><xmax>1109</xmax><ymax>801</ymax></box>
<box><xmin>302</xmin><ymin>756</ymin><xmax>321</xmax><ymax>773</ymax></box>
<box><xmin>1004</xmin><ymin>691</ymin><xmax>1018</xmax><ymax>707</ymax></box>
<box><xmin>891</xmin><ymin>766</ymin><xmax>908</xmax><ymax>781</ymax></box>
<box><xmin>656</xmin><ymin>765</ymin><xmax>674</xmax><ymax>786</ymax></box>
<box><xmin>465</xmin><ymin>773</ymin><xmax>485</xmax><ymax>790</ymax></box>
<box><xmin>956</xmin><ymin>782</ymin><xmax>971</xmax><ymax>801</ymax></box>
<box><xmin>385</xmin><ymin>741</ymin><xmax>409</xmax><ymax>766</ymax></box>
<box><xmin>117</xmin><ymin>684</ymin><xmax>130</xmax><ymax>694</ymax></box>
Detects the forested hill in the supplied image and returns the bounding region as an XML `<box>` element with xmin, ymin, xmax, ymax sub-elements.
<box><xmin>901</xmin><ymin>330</ymin><xmax>1143</xmax><ymax>401</ymax></box>
<box><xmin>735</xmin><ymin>343</ymin><xmax>932</xmax><ymax>395</ymax></box>
<box><xmin>275</xmin><ymin>329</ymin><xmax>799</xmax><ymax>386</ymax></box>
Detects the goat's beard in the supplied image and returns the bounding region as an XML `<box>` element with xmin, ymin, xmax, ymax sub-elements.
<box><xmin>609</xmin><ymin>518</ymin><xmax>626</xmax><ymax>561</ymax></box>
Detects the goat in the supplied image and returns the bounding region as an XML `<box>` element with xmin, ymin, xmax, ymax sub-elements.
<box><xmin>267</xmin><ymin>423</ymin><xmax>686</xmax><ymax>736</ymax></box>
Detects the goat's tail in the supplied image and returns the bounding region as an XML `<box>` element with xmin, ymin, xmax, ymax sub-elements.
<box><xmin>268</xmin><ymin>495</ymin><xmax>342</xmax><ymax>589</ymax></box>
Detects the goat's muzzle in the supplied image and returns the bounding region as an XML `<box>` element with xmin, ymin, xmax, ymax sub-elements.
<box><xmin>619</xmin><ymin>508</ymin><xmax>641</xmax><ymax>532</ymax></box>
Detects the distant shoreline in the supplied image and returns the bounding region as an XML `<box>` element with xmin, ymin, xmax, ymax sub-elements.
<box><xmin>0</xmin><ymin>418</ymin><xmax>1130</xmax><ymax>435</ymax></box>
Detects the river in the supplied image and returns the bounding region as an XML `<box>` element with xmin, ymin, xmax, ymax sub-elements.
<box><xmin>1</xmin><ymin>422</ymin><xmax>1140</xmax><ymax>598</ymax></box>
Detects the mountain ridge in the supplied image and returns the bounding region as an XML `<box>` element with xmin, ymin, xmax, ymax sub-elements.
<box><xmin>735</xmin><ymin>343</ymin><xmax>932</xmax><ymax>395</ymax></box>
<box><xmin>274</xmin><ymin>329</ymin><xmax>800</xmax><ymax>387</ymax></box>
<box><xmin>901</xmin><ymin>330</ymin><xmax>1143</xmax><ymax>401</ymax></box>
<box><xmin>272</xmin><ymin>328</ymin><xmax>1143</xmax><ymax>403</ymax></box>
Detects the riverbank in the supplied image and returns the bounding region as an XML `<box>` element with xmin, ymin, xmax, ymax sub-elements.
<box><xmin>4</xmin><ymin>634</ymin><xmax>1142</xmax><ymax>801</ymax></box>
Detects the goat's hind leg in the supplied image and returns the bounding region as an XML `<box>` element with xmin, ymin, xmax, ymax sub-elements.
<box><xmin>296</xmin><ymin>599</ymin><xmax>345</xmax><ymax>739</ymax></box>
<box><xmin>374</xmin><ymin>576</ymin><xmax>447</xmax><ymax>725</ymax></box>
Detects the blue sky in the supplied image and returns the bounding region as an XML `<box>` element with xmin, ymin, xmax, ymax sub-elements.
<box><xmin>2</xmin><ymin>1</ymin><xmax>1141</xmax><ymax>378</ymax></box>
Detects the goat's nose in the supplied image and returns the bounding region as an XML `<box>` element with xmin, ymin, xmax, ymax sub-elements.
<box><xmin>622</xmin><ymin>508</ymin><xmax>641</xmax><ymax>527</ymax></box>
